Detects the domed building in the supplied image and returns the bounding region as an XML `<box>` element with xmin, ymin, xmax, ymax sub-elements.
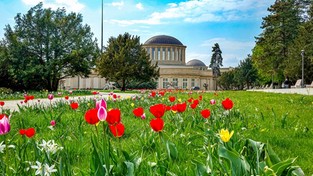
<box><xmin>62</xmin><ymin>35</ymin><xmax>230</xmax><ymax>90</ymax></box>
<box><xmin>142</xmin><ymin>35</ymin><xmax>221</xmax><ymax>90</ymax></box>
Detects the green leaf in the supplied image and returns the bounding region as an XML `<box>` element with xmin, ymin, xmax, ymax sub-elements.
<box><xmin>265</xmin><ymin>143</ymin><xmax>281</xmax><ymax>166</ymax></box>
<box><xmin>191</xmin><ymin>159</ymin><xmax>209</xmax><ymax>176</ymax></box>
<box><xmin>166</xmin><ymin>141</ymin><xmax>178</xmax><ymax>160</ymax></box>
<box><xmin>271</xmin><ymin>158</ymin><xmax>295</xmax><ymax>176</ymax></box>
<box><xmin>124</xmin><ymin>161</ymin><xmax>134</xmax><ymax>176</ymax></box>
<box><xmin>218</xmin><ymin>144</ymin><xmax>250</xmax><ymax>176</ymax></box>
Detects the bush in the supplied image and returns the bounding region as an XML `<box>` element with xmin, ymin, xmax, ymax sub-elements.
<box><xmin>0</xmin><ymin>87</ymin><xmax>13</xmax><ymax>94</ymax></box>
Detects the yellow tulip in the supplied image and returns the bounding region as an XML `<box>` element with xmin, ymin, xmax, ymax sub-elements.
<box><xmin>178</xmin><ymin>98</ymin><xmax>182</xmax><ymax>103</ymax></box>
<box><xmin>131</xmin><ymin>103</ymin><xmax>135</xmax><ymax>107</ymax></box>
<box><xmin>219</xmin><ymin>129</ymin><xmax>234</xmax><ymax>142</ymax></box>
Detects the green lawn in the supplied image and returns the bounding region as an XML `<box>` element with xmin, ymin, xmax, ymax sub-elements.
<box><xmin>0</xmin><ymin>90</ymin><xmax>312</xmax><ymax>175</ymax></box>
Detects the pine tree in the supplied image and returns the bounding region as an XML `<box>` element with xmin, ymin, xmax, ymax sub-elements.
<box><xmin>252</xmin><ymin>0</ymin><xmax>301</xmax><ymax>83</ymax></box>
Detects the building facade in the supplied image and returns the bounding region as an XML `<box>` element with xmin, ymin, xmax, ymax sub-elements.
<box><xmin>63</xmin><ymin>35</ymin><xmax>230</xmax><ymax>90</ymax></box>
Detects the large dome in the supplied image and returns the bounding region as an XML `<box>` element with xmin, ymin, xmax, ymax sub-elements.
<box><xmin>186</xmin><ymin>59</ymin><xmax>206</xmax><ymax>67</ymax></box>
<box><xmin>144</xmin><ymin>35</ymin><xmax>183</xmax><ymax>45</ymax></box>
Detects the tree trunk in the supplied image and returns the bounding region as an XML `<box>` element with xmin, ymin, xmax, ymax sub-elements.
<box><xmin>121</xmin><ymin>78</ymin><xmax>126</xmax><ymax>91</ymax></box>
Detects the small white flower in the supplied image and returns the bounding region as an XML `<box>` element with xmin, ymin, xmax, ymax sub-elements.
<box><xmin>31</xmin><ymin>161</ymin><xmax>43</xmax><ymax>175</ymax></box>
<box><xmin>31</xmin><ymin>161</ymin><xmax>57</xmax><ymax>176</ymax></box>
<box><xmin>37</xmin><ymin>140</ymin><xmax>63</xmax><ymax>155</ymax></box>
<box><xmin>47</xmin><ymin>126</ymin><xmax>54</xmax><ymax>131</ymax></box>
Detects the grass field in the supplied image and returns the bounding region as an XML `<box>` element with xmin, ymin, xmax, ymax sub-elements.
<box><xmin>0</xmin><ymin>90</ymin><xmax>312</xmax><ymax>175</ymax></box>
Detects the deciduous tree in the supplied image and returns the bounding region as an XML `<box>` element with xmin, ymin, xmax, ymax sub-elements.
<box><xmin>97</xmin><ymin>33</ymin><xmax>159</xmax><ymax>91</ymax></box>
<box><xmin>2</xmin><ymin>3</ymin><xmax>99</xmax><ymax>91</ymax></box>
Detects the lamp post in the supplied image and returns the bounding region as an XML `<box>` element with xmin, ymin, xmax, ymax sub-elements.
<box><xmin>301</xmin><ymin>50</ymin><xmax>304</xmax><ymax>88</ymax></box>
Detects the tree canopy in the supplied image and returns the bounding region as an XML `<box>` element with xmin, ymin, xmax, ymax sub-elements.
<box><xmin>1</xmin><ymin>3</ymin><xmax>99</xmax><ymax>91</ymax></box>
<box><xmin>97</xmin><ymin>33</ymin><xmax>159</xmax><ymax>91</ymax></box>
<box><xmin>252</xmin><ymin>0</ymin><xmax>313</xmax><ymax>85</ymax></box>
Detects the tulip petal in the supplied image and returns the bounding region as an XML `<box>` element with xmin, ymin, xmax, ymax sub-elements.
<box><xmin>100</xmin><ymin>99</ymin><xmax>107</xmax><ymax>109</ymax></box>
<box><xmin>98</xmin><ymin>107</ymin><xmax>107</xmax><ymax>121</ymax></box>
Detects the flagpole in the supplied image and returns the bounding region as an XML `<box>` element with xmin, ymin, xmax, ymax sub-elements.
<box><xmin>101</xmin><ymin>0</ymin><xmax>103</xmax><ymax>53</ymax></box>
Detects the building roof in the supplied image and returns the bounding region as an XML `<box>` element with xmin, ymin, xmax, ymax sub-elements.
<box><xmin>144</xmin><ymin>35</ymin><xmax>184</xmax><ymax>46</ymax></box>
<box><xmin>186</xmin><ymin>59</ymin><xmax>206</xmax><ymax>67</ymax></box>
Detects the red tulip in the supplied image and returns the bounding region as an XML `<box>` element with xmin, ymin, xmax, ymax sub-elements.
<box><xmin>113</xmin><ymin>94</ymin><xmax>117</xmax><ymax>99</ymax></box>
<box><xmin>193</xmin><ymin>99</ymin><xmax>199</xmax><ymax>105</ymax></box>
<box><xmin>65</xmin><ymin>96</ymin><xmax>69</xmax><ymax>100</ymax></box>
<box><xmin>109</xmin><ymin>123</ymin><xmax>125</xmax><ymax>137</ymax></box>
<box><xmin>222</xmin><ymin>98</ymin><xmax>234</xmax><ymax>110</ymax></box>
<box><xmin>187</xmin><ymin>98</ymin><xmax>193</xmax><ymax>103</ymax></box>
<box><xmin>199</xmin><ymin>95</ymin><xmax>203</xmax><ymax>100</ymax></box>
<box><xmin>25</xmin><ymin>128</ymin><xmax>35</xmax><ymax>138</ymax></box>
<box><xmin>169</xmin><ymin>96</ymin><xmax>176</xmax><ymax>102</ymax></box>
<box><xmin>70</xmin><ymin>102</ymin><xmax>79</xmax><ymax>110</ymax></box>
<box><xmin>19</xmin><ymin>129</ymin><xmax>26</xmax><ymax>135</ymax></box>
<box><xmin>158</xmin><ymin>91</ymin><xmax>165</xmax><ymax>96</ymax></box>
<box><xmin>201</xmin><ymin>109</ymin><xmax>211</xmax><ymax>118</ymax></box>
<box><xmin>150</xmin><ymin>118</ymin><xmax>164</xmax><ymax>132</ymax></box>
<box><xmin>0</xmin><ymin>101</ymin><xmax>4</xmax><ymax>106</ymax></box>
<box><xmin>150</xmin><ymin>91</ymin><xmax>156</xmax><ymax>97</ymax></box>
<box><xmin>190</xmin><ymin>103</ymin><xmax>198</xmax><ymax>109</ymax></box>
<box><xmin>106</xmin><ymin>109</ymin><xmax>121</xmax><ymax>125</ymax></box>
<box><xmin>149</xmin><ymin>104</ymin><xmax>166</xmax><ymax>118</ymax></box>
<box><xmin>176</xmin><ymin>102</ymin><xmax>187</xmax><ymax>113</ymax></box>
<box><xmin>133</xmin><ymin>107</ymin><xmax>144</xmax><ymax>117</ymax></box>
<box><xmin>85</xmin><ymin>108</ymin><xmax>100</xmax><ymax>125</ymax></box>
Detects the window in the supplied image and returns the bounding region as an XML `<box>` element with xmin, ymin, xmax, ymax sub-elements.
<box><xmin>183</xmin><ymin>78</ymin><xmax>187</xmax><ymax>89</ymax></box>
<box><xmin>168</xmin><ymin>48</ymin><xmax>171</xmax><ymax>60</ymax></box>
<box><xmin>172</xmin><ymin>49</ymin><xmax>175</xmax><ymax>61</ymax></box>
<box><xmin>191</xmin><ymin>79</ymin><xmax>195</xmax><ymax>87</ymax></box>
<box><xmin>162</xmin><ymin>78</ymin><xmax>168</xmax><ymax>89</ymax></box>
<box><xmin>173</xmin><ymin>78</ymin><xmax>178</xmax><ymax>88</ymax></box>
<box><xmin>157</xmin><ymin>48</ymin><xmax>160</xmax><ymax>60</ymax></box>
<box><xmin>152</xmin><ymin>48</ymin><xmax>155</xmax><ymax>60</ymax></box>
<box><xmin>162</xmin><ymin>48</ymin><xmax>166</xmax><ymax>60</ymax></box>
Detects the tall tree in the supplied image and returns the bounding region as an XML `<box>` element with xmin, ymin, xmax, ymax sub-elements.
<box><xmin>252</xmin><ymin>0</ymin><xmax>301</xmax><ymax>83</ymax></box>
<box><xmin>97</xmin><ymin>33</ymin><xmax>159</xmax><ymax>91</ymax></box>
<box><xmin>2</xmin><ymin>3</ymin><xmax>99</xmax><ymax>91</ymax></box>
<box><xmin>285</xmin><ymin>2</ymin><xmax>313</xmax><ymax>84</ymax></box>
<box><xmin>236</xmin><ymin>55</ymin><xmax>258</xmax><ymax>89</ymax></box>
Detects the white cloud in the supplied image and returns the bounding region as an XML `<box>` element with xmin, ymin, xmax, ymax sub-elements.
<box><xmin>21</xmin><ymin>0</ymin><xmax>84</xmax><ymax>12</ymax></box>
<box><xmin>136</xmin><ymin>3</ymin><xmax>144</xmax><ymax>10</ymax></box>
<box><xmin>22</xmin><ymin>0</ymin><xmax>44</xmax><ymax>6</ymax></box>
<box><xmin>109</xmin><ymin>0</ymin><xmax>273</xmax><ymax>26</ymax></box>
<box><xmin>111</xmin><ymin>1</ymin><xmax>124</xmax><ymax>9</ymax></box>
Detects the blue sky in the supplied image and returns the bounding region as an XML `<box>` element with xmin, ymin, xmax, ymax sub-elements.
<box><xmin>0</xmin><ymin>0</ymin><xmax>275</xmax><ymax>67</ymax></box>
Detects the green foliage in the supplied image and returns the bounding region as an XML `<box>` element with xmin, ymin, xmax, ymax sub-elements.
<box><xmin>253</xmin><ymin>0</ymin><xmax>302</xmax><ymax>83</ymax></box>
<box><xmin>1</xmin><ymin>3</ymin><xmax>99</xmax><ymax>91</ymax></box>
<box><xmin>97</xmin><ymin>33</ymin><xmax>159</xmax><ymax>91</ymax></box>
<box><xmin>252</xmin><ymin>1</ymin><xmax>313</xmax><ymax>84</ymax></box>
<box><xmin>218</xmin><ymin>55</ymin><xmax>258</xmax><ymax>90</ymax></box>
